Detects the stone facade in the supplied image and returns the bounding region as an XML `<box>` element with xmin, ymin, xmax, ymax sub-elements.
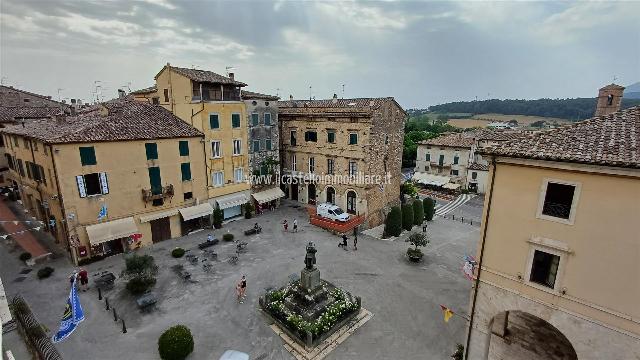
<box><xmin>278</xmin><ymin>97</ymin><xmax>405</xmax><ymax>228</ymax></box>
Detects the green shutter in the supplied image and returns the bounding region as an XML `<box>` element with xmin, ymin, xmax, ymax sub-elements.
<box><xmin>266</xmin><ymin>139</ymin><xmax>272</xmax><ymax>150</ymax></box>
<box><xmin>209</xmin><ymin>114</ymin><xmax>219</xmax><ymax>129</ymax></box>
<box><xmin>328</xmin><ymin>132</ymin><xmax>335</xmax><ymax>143</ymax></box>
<box><xmin>181</xmin><ymin>162</ymin><xmax>192</xmax><ymax>181</ymax></box>
<box><xmin>79</xmin><ymin>146</ymin><xmax>97</xmax><ymax>166</ymax></box>
<box><xmin>148</xmin><ymin>167</ymin><xmax>162</xmax><ymax>194</ymax></box>
<box><xmin>232</xmin><ymin>114</ymin><xmax>240</xmax><ymax>128</ymax></box>
<box><xmin>179</xmin><ymin>141</ymin><xmax>189</xmax><ymax>156</ymax></box>
<box><xmin>251</xmin><ymin>113</ymin><xmax>259</xmax><ymax>126</ymax></box>
<box><xmin>426</xmin><ymin>154</ymin><xmax>430</xmax><ymax>161</ymax></box>
<box><xmin>145</xmin><ymin>143</ymin><xmax>158</xmax><ymax>160</ymax></box>
<box><xmin>253</xmin><ymin>140</ymin><xmax>260</xmax><ymax>152</ymax></box>
<box><xmin>264</xmin><ymin>113</ymin><xmax>271</xmax><ymax>126</ymax></box>
<box><xmin>349</xmin><ymin>133</ymin><xmax>358</xmax><ymax>145</ymax></box>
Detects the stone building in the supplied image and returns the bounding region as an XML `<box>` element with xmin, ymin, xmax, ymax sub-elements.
<box><xmin>1</xmin><ymin>98</ymin><xmax>207</xmax><ymax>264</ymax></box>
<box><xmin>278</xmin><ymin>96</ymin><xmax>406</xmax><ymax>228</ymax></box>
<box><xmin>465</xmin><ymin>93</ymin><xmax>639</xmax><ymax>359</ymax></box>
<box><xmin>241</xmin><ymin>90</ymin><xmax>285</xmax><ymax>208</ymax></box>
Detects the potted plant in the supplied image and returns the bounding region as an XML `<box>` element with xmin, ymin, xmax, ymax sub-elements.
<box><xmin>213</xmin><ymin>207</ymin><xmax>223</xmax><ymax>229</ymax></box>
<box><xmin>244</xmin><ymin>202</ymin><xmax>254</xmax><ymax>219</ymax></box>
<box><xmin>405</xmin><ymin>232</ymin><xmax>429</xmax><ymax>262</ymax></box>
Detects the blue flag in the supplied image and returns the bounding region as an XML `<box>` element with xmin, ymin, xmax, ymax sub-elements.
<box><xmin>52</xmin><ymin>278</ymin><xmax>85</xmax><ymax>343</ymax></box>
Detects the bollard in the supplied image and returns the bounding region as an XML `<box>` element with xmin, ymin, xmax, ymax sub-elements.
<box><xmin>461</xmin><ymin>217</ymin><xmax>464</xmax><ymax>223</ymax></box>
<box><xmin>452</xmin><ymin>215</ymin><xmax>455</xmax><ymax>221</ymax></box>
<box><xmin>121</xmin><ymin>319</ymin><xmax>127</xmax><ymax>334</ymax></box>
<box><xmin>113</xmin><ymin>308</ymin><xmax>118</xmax><ymax>322</ymax></box>
<box><xmin>105</xmin><ymin>297</ymin><xmax>110</xmax><ymax>311</ymax></box>
<box><xmin>98</xmin><ymin>287</ymin><xmax>102</xmax><ymax>301</ymax></box>
<box><xmin>471</xmin><ymin>219</ymin><xmax>473</xmax><ymax>226</ymax></box>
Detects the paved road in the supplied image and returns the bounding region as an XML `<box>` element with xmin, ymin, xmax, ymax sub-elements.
<box><xmin>1</xmin><ymin>200</ymin><xmax>479</xmax><ymax>360</ymax></box>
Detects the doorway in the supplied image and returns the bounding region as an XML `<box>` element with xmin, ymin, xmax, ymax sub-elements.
<box><xmin>291</xmin><ymin>184</ymin><xmax>299</xmax><ymax>201</ymax></box>
<box><xmin>308</xmin><ymin>184</ymin><xmax>316</xmax><ymax>204</ymax></box>
<box><xmin>150</xmin><ymin>217</ymin><xmax>171</xmax><ymax>243</ymax></box>
<box><xmin>346</xmin><ymin>191</ymin><xmax>357</xmax><ymax>214</ymax></box>
<box><xmin>326</xmin><ymin>186</ymin><xmax>335</xmax><ymax>204</ymax></box>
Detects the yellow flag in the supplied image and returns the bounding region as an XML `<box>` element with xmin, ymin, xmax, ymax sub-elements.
<box><xmin>440</xmin><ymin>304</ymin><xmax>454</xmax><ymax>323</ymax></box>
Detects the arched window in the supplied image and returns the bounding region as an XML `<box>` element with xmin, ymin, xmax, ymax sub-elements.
<box><xmin>326</xmin><ymin>187</ymin><xmax>335</xmax><ymax>204</ymax></box>
<box><xmin>346</xmin><ymin>191</ymin><xmax>357</xmax><ymax>214</ymax></box>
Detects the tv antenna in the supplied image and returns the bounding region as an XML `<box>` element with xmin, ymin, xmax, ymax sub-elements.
<box><xmin>0</xmin><ymin>77</ymin><xmax>7</xmax><ymax>85</ymax></box>
<box><xmin>342</xmin><ymin>84</ymin><xmax>345</xmax><ymax>99</ymax></box>
<box><xmin>309</xmin><ymin>85</ymin><xmax>312</xmax><ymax>100</ymax></box>
<box><xmin>57</xmin><ymin>88</ymin><xmax>64</xmax><ymax>102</ymax></box>
<box><xmin>612</xmin><ymin>75</ymin><xmax>618</xmax><ymax>83</ymax></box>
<box><xmin>225</xmin><ymin>66</ymin><xmax>235</xmax><ymax>76</ymax></box>
<box><xmin>276</xmin><ymin>88</ymin><xmax>281</xmax><ymax>97</ymax></box>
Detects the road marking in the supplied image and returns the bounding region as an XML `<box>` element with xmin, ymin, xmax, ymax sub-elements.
<box><xmin>435</xmin><ymin>194</ymin><xmax>474</xmax><ymax>216</ymax></box>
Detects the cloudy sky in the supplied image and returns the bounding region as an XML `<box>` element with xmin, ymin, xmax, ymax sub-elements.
<box><xmin>1</xmin><ymin>0</ymin><xmax>638</xmax><ymax>108</ymax></box>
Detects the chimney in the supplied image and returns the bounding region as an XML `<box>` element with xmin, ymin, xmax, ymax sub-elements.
<box><xmin>332</xmin><ymin>93</ymin><xmax>338</xmax><ymax>103</ymax></box>
<box><xmin>595</xmin><ymin>83</ymin><xmax>625</xmax><ymax>116</ymax></box>
<box><xmin>117</xmin><ymin>89</ymin><xmax>126</xmax><ymax>98</ymax></box>
<box><xmin>228</xmin><ymin>72</ymin><xmax>234</xmax><ymax>81</ymax></box>
<box><xmin>290</xmin><ymin>95</ymin><xmax>293</xmax><ymax>100</ymax></box>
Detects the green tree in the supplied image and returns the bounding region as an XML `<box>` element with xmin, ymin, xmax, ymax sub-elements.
<box><xmin>384</xmin><ymin>206</ymin><xmax>402</xmax><ymax>237</ymax></box>
<box><xmin>243</xmin><ymin>202</ymin><xmax>254</xmax><ymax>219</ymax></box>
<box><xmin>158</xmin><ymin>325</ymin><xmax>194</xmax><ymax>360</ymax></box>
<box><xmin>122</xmin><ymin>254</ymin><xmax>158</xmax><ymax>295</ymax></box>
<box><xmin>412</xmin><ymin>199</ymin><xmax>424</xmax><ymax>225</ymax></box>
<box><xmin>424</xmin><ymin>197</ymin><xmax>435</xmax><ymax>221</ymax></box>
<box><xmin>401</xmin><ymin>204</ymin><xmax>414</xmax><ymax>231</ymax></box>
<box><xmin>213</xmin><ymin>206</ymin><xmax>224</xmax><ymax>229</ymax></box>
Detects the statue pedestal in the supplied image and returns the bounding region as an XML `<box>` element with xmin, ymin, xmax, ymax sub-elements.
<box><xmin>300</xmin><ymin>268</ymin><xmax>321</xmax><ymax>292</ymax></box>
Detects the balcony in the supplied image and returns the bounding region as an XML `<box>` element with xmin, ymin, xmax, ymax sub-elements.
<box><xmin>191</xmin><ymin>83</ymin><xmax>241</xmax><ymax>102</ymax></box>
<box><xmin>142</xmin><ymin>184</ymin><xmax>174</xmax><ymax>203</ymax></box>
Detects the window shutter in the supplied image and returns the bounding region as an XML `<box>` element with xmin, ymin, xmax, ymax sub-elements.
<box><xmin>209</xmin><ymin>114</ymin><xmax>219</xmax><ymax>129</ymax></box>
<box><xmin>79</xmin><ymin>147</ymin><xmax>97</xmax><ymax>166</ymax></box>
<box><xmin>99</xmin><ymin>172</ymin><xmax>109</xmax><ymax>194</ymax></box>
<box><xmin>76</xmin><ymin>175</ymin><xmax>87</xmax><ymax>198</ymax></box>
<box><xmin>145</xmin><ymin>143</ymin><xmax>158</xmax><ymax>160</ymax></box>
<box><xmin>181</xmin><ymin>163</ymin><xmax>192</xmax><ymax>181</ymax></box>
<box><xmin>148</xmin><ymin>167</ymin><xmax>162</xmax><ymax>194</ymax></box>
<box><xmin>179</xmin><ymin>141</ymin><xmax>189</xmax><ymax>156</ymax></box>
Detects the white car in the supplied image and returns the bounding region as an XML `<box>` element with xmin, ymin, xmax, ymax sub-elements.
<box><xmin>219</xmin><ymin>350</ymin><xmax>249</xmax><ymax>360</ymax></box>
<box><xmin>316</xmin><ymin>203</ymin><xmax>350</xmax><ymax>222</ymax></box>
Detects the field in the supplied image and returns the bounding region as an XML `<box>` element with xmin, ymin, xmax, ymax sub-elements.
<box><xmin>447</xmin><ymin>113</ymin><xmax>572</xmax><ymax>129</ymax></box>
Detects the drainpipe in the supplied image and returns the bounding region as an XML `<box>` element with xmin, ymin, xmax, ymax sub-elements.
<box><xmin>50</xmin><ymin>144</ymin><xmax>74</xmax><ymax>262</ymax></box>
<box><xmin>191</xmin><ymin>104</ymin><xmax>210</xmax><ymax>189</ymax></box>
<box><xmin>464</xmin><ymin>156</ymin><xmax>497</xmax><ymax>360</ymax></box>
<box><xmin>27</xmin><ymin>137</ymin><xmax>48</xmax><ymax>230</ymax></box>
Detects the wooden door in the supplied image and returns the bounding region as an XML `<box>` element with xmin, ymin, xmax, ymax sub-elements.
<box><xmin>150</xmin><ymin>217</ymin><xmax>171</xmax><ymax>243</ymax></box>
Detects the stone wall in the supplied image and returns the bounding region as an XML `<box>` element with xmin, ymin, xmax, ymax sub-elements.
<box><xmin>244</xmin><ymin>98</ymin><xmax>279</xmax><ymax>191</ymax></box>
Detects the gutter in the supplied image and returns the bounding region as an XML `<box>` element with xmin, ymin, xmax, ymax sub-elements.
<box><xmin>464</xmin><ymin>156</ymin><xmax>497</xmax><ymax>359</ymax></box>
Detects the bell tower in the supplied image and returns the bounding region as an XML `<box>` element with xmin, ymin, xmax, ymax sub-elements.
<box><xmin>595</xmin><ymin>83</ymin><xmax>625</xmax><ymax>117</ymax></box>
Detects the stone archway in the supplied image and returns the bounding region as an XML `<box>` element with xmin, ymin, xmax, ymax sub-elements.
<box><xmin>325</xmin><ymin>186</ymin><xmax>335</xmax><ymax>204</ymax></box>
<box><xmin>346</xmin><ymin>190</ymin><xmax>357</xmax><ymax>214</ymax></box>
<box><xmin>488</xmin><ymin>310</ymin><xmax>577</xmax><ymax>360</ymax></box>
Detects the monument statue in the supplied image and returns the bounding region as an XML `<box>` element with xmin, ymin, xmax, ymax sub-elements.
<box><xmin>305</xmin><ymin>242</ymin><xmax>317</xmax><ymax>270</ymax></box>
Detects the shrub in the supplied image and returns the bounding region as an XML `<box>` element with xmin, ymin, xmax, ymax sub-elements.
<box><xmin>243</xmin><ymin>202</ymin><xmax>254</xmax><ymax>219</ymax></box>
<box><xmin>122</xmin><ymin>254</ymin><xmax>158</xmax><ymax>295</ymax></box>
<box><xmin>401</xmin><ymin>204</ymin><xmax>414</xmax><ymax>232</ymax></box>
<box><xmin>424</xmin><ymin>197</ymin><xmax>435</xmax><ymax>221</ymax></box>
<box><xmin>126</xmin><ymin>275</ymin><xmax>157</xmax><ymax>295</ymax></box>
<box><xmin>383</xmin><ymin>206</ymin><xmax>402</xmax><ymax>237</ymax></box>
<box><xmin>412</xmin><ymin>199</ymin><xmax>424</xmax><ymax>225</ymax></box>
<box><xmin>406</xmin><ymin>232</ymin><xmax>429</xmax><ymax>250</ymax></box>
<box><xmin>213</xmin><ymin>207</ymin><xmax>224</xmax><ymax>229</ymax></box>
<box><xmin>158</xmin><ymin>325</ymin><xmax>194</xmax><ymax>360</ymax></box>
<box><xmin>222</xmin><ymin>233</ymin><xmax>234</xmax><ymax>242</ymax></box>
<box><xmin>37</xmin><ymin>266</ymin><xmax>54</xmax><ymax>279</ymax></box>
<box><xmin>171</xmin><ymin>248</ymin><xmax>185</xmax><ymax>258</ymax></box>
<box><xmin>19</xmin><ymin>252</ymin><xmax>32</xmax><ymax>261</ymax></box>
<box><xmin>401</xmin><ymin>182</ymin><xmax>418</xmax><ymax>197</ymax></box>
<box><xmin>451</xmin><ymin>344</ymin><xmax>464</xmax><ymax>360</ymax></box>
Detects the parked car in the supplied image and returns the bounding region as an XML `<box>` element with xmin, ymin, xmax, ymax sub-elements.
<box><xmin>316</xmin><ymin>203</ymin><xmax>350</xmax><ymax>222</ymax></box>
<box><xmin>219</xmin><ymin>350</ymin><xmax>249</xmax><ymax>360</ymax></box>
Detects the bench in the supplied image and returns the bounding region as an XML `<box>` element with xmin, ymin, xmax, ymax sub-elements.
<box><xmin>198</xmin><ymin>238</ymin><xmax>219</xmax><ymax>249</ymax></box>
<box><xmin>243</xmin><ymin>226</ymin><xmax>262</xmax><ymax>236</ymax></box>
<box><xmin>136</xmin><ymin>292</ymin><xmax>158</xmax><ymax>312</ymax></box>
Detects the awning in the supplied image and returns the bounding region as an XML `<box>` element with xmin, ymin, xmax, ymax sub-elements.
<box><xmin>139</xmin><ymin>209</ymin><xmax>179</xmax><ymax>223</ymax></box>
<box><xmin>86</xmin><ymin>217</ymin><xmax>138</xmax><ymax>245</ymax></box>
<box><xmin>216</xmin><ymin>193</ymin><xmax>248</xmax><ymax>210</ymax></box>
<box><xmin>252</xmin><ymin>187</ymin><xmax>285</xmax><ymax>204</ymax></box>
<box><xmin>443</xmin><ymin>183</ymin><xmax>461</xmax><ymax>190</ymax></box>
<box><xmin>179</xmin><ymin>203</ymin><xmax>214</xmax><ymax>221</ymax></box>
<box><xmin>412</xmin><ymin>173</ymin><xmax>451</xmax><ymax>187</ymax></box>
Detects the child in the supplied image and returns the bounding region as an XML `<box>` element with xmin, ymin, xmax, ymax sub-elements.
<box><xmin>293</xmin><ymin>219</ymin><xmax>298</xmax><ymax>233</ymax></box>
<box><xmin>283</xmin><ymin>220</ymin><xmax>289</xmax><ymax>232</ymax></box>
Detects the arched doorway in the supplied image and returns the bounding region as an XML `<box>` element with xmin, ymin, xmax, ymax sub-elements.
<box><xmin>346</xmin><ymin>190</ymin><xmax>357</xmax><ymax>214</ymax></box>
<box><xmin>308</xmin><ymin>184</ymin><xmax>316</xmax><ymax>204</ymax></box>
<box><xmin>488</xmin><ymin>311</ymin><xmax>577</xmax><ymax>360</ymax></box>
<box><xmin>325</xmin><ymin>186</ymin><xmax>335</xmax><ymax>204</ymax></box>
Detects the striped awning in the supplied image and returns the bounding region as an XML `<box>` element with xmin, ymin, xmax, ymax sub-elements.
<box><xmin>412</xmin><ymin>173</ymin><xmax>450</xmax><ymax>187</ymax></box>
<box><xmin>252</xmin><ymin>187</ymin><xmax>285</xmax><ymax>204</ymax></box>
<box><xmin>179</xmin><ymin>203</ymin><xmax>214</xmax><ymax>221</ymax></box>
<box><xmin>86</xmin><ymin>217</ymin><xmax>138</xmax><ymax>245</ymax></box>
<box><xmin>216</xmin><ymin>193</ymin><xmax>248</xmax><ymax>210</ymax></box>
<box><xmin>139</xmin><ymin>209</ymin><xmax>179</xmax><ymax>223</ymax></box>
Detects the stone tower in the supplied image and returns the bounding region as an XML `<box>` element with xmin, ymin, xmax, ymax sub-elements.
<box><xmin>595</xmin><ymin>83</ymin><xmax>625</xmax><ymax>116</ymax></box>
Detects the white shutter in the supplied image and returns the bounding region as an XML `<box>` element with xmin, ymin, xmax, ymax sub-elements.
<box><xmin>76</xmin><ymin>175</ymin><xmax>87</xmax><ymax>198</ymax></box>
<box><xmin>99</xmin><ymin>172</ymin><xmax>109</xmax><ymax>194</ymax></box>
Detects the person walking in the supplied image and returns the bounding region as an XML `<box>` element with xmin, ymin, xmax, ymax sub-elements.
<box><xmin>283</xmin><ymin>219</ymin><xmax>289</xmax><ymax>232</ymax></box>
<box><xmin>293</xmin><ymin>219</ymin><xmax>298</xmax><ymax>233</ymax></box>
<box><xmin>237</xmin><ymin>275</ymin><xmax>247</xmax><ymax>303</ymax></box>
<box><xmin>353</xmin><ymin>233</ymin><xmax>358</xmax><ymax>251</ymax></box>
<box><xmin>341</xmin><ymin>234</ymin><xmax>348</xmax><ymax>250</ymax></box>
<box><xmin>78</xmin><ymin>268</ymin><xmax>89</xmax><ymax>291</ymax></box>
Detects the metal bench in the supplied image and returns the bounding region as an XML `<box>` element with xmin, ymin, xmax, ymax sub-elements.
<box><xmin>243</xmin><ymin>226</ymin><xmax>262</xmax><ymax>236</ymax></box>
<box><xmin>198</xmin><ymin>238</ymin><xmax>219</xmax><ymax>249</ymax></box>
<box><xmin>136</xmin><ymin>292</ymin><xmax>158</xmax><ymax>312</ymax></box>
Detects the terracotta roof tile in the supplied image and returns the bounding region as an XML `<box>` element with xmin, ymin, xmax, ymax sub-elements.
<box><xmin>241</xmin><ymin>90</ymin><xmax>279</xmax><ymax>101</ymax></box>
<box><xmin>170</xmin><ymin>67</ymin><xmax>247</xmax><ymax>87</ymax></box>
<box><xmin>480</xmin><ymin>106</ymin><xmax>640</xmax><ymax>168</ymax></box>
<box><xmin>419</xmin><ymin>133</ymin><xmax>475</xmax><ymax>148</ymax></box>
<box><xmin>468</xmin><ymin>163</ymin><xmax>489</xmax><ymax>171</ymax></box>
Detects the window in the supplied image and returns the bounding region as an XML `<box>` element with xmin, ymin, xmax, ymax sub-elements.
<box><xmin>79</xmin><ymin>147</ymin><xmax>97</xmax><ymax>166</ymax></box>
<box><xmin>266</xmin><ymin>139</ymin><xmax>272</xmax><ymax>151</ymax></box>
<box><xmin>209</xmin><ymin>114</ymin><xmax>220</xmax><ymax>129</ymax></box>
<box><xmin>308</xmin><ymin>157</ymin><xmax>315</xmax><ymax>173</ymax></box>
<box><xmin>304</xmin><ymin>130</ymin><xmax>317</xmax><ymax>142</ymax></box>
<box><xmin>184</xmin><ymin>192</ymin><xmax>193</xmax><ymax>200</ymax></box>
<box><xmin>264</xmin><ymin>113</ymin><xmax>271</xmax><ymax>126</ymax></box>
<box><xmin>76</xmin><ymin>172</ymin><xmax>109</xmax><ymax>197</ymax></box>
<box><xmin>152</xmin><ymin>97</ymin><xmax>160</xmax><ymax>105</ymax></box>
<box><xmin>23</xmin><ymin>138</ymin><xmax>29</xmax><ymax>148</ymax></box>
<box><xmin>326</xmin><ymin>187</ymin><xmax>335</xmax><ymax>204</ymax></box>
<box><xmin>472</xmin><ymin>172</ymin><xmax>477</xmax><ymax>180</ymax></box>
<box><xmin>253</xmin><ymin>140</ymin><xmax>261</xmax><ymax>152</ymax></box>
<box><xmin>44</xmin><ymin>145</ymin><xmax>48</xmax><ymax>155</ymax></box>
<box><xmin>213</xmin><ymin>171</ymin><xmax>224</xmax><ymax>187</ymax></box>
<box><xmin>23</xmin><ymin>98</ymin><xmax>30</xmax><ymax>103</ymax></box>
<box><xmin>13</xmin><ymin>136</ymin><xmax>18</xmax><ymax>147</ymax></box>
<box><xmin>251</xmin><ymin>113</ymin><xmax>259</xmax><ymax>126</ymax></box>
<box><xmin>385</xmin><ymin>135</ymin><xmax>389</xmax><ymax>145</ymax></box>
<box><xmin>529</xmin><ymin>250</ymin><xmax>560</xmax><ymax>289</ymax></box>
<box><xmin>451</xmin><ymin>169</ymin><xmax>459</xmax><ymax>176</ymax></box>
<box><xmin>145</xmin><ymin>143</ymin><xmax>158</xmax><ymax>160</ymax></box>
<box><xmin>181</xmin><ymin>162</ymin><xmax>192</xmax><ymax>181</ymax></box>
<box><xmin>211</xmin><ymin>141</ymin><xmax>221</xmax><ymax>158</ymax></box>
<box><xmin>327</xmin><ymin>159</ymin><xmax>334</xmax><ymax>175</ymax></box>
<box><xmin>348</xmin><ymin>161</ymin><xmax>357</xmax><ymax>177</ymax></box>
<box><xmin>147</xmin><ymin>167</ymin><xmax>162</xmax><ymax>194</ymax></box>
<box><xmin>163</xmin><ymin>89</ymin><xmax>169</xmax><ymax>102</ymax></box>
<box><xmin>26</xmin><ymin>161</ymin><xmax>32</xmax><ymax>179</ymax></box>
<box><xmin>291</xmin><ymin>154</ymin><xmax>297</xmax><ymax>171</ymax></box>
<box><xmin>327</xmin><ymin>130</ymin><xmax>336</xmax><ymax>143</ymax></box>
<box><xmin>234</xmin><ymin>168</ymin><xmax>244</xmax><ymax>183</ymax></box>
<box><xmin>426</xmin><ymin>153</ymin><xmax>430</xmax><ymax>161</ymax></box>
<box><xmin>453</xmin><ymin>155</ymin><xmax>459</xmax><ymax>165</ymax></box>
<box><xmin>438</xmin><ymin>154</ymin><xmax>445</xmax><ymax>166</ymax></box>
<box><xmin>33</xmin><ymin>142</ymin><xmax>38</xmax><ymax>151</ymax></box>
<box><xmin>233</xmin><ymin>139</ymin><xmax>241</xmax><ymax>155</ymax></box>
<box><xmin>349</xmin><ymin>133</ymin><xmax>358</xmax><ymax>145</ymax></box>
<box><xmin>290</xmin><ymin>130</ymin><xmax>297</xmax><ymax>146</ymax></box>
<box><xmin>179</xmin><ymin>141</ymin><xmax>189</xmax><ymax>156</ymax></box>
<box><xmin>16</xmin><ymin>159</ymin><xmax>24</xmax><ymax>177</ymax></box>
<box><xmin>346</xmin><ymin>191</ymin><xmax>357</xmax><ymax>214</ymax></box>
<box><xmin>232</xmin><ymin>113</ymin><xmax>241</xmax><ymax>128</ymax></box>
<box><xmin>540</xmin><ymin>181</ymin><xmax>578</xmax><ymax>221</ymax></box>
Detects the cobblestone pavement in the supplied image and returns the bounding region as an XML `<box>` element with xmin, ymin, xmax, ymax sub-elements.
<box><xmin>1</xmin><ymin>200</ymin><xmax>479</xmax><ymax>360</ymax></box>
